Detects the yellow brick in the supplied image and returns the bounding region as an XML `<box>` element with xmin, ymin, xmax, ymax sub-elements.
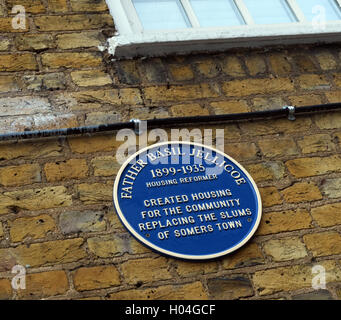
<box><xmin>0</xmin><ymin>17</ymin><xmax>29</xmax><ymax>32</ymax></box>
<box><xmin>108</xmin><ymin>282</ymin><xmax>208</xmax><ymax>300</ymax></box>
<box><xmin>281</xmin><ymin>182</ymin><xmax>322</xmax><ymax>203</ymax></box>
<box><xmin>44</xmin><ymin>159</ymin><xmax>88</xmax><ymax>182</ymax></box>
<box><xmin>9</xmin><ymin>214</ymin><xmax>56</xmax><ymax>242</ymax></box>
<box><xmin>295</xmin><ymin>74</ymin><xmax>330</xmax><ymax>90</ymax></box>
<box><xmin>263</xmin><ymin>237</ymin><xmax>308</xmax><ymax>262</ymax></box>
<box><xmin>297</xmin><ymin>134</ymin><xmax>335</xmax><ymax>154</ymax></box>
<box><xmin>73</xmin><ymin>266</ymin><xmax>120</xmax><ymax>291</ymax></box>
<box><xmin>17</xmin><ymin>271</ymin><xmax>68</xmax><ymax>298</ymax></box>
<box><xmin>56</xmin><ymin>31</ymin><xmax>104</xmax><ymax>49</ymax></box>
<box><xmin>169</xmin><ymin>65</ymin><xmax>194</xmax><ymax>81</ymax></box>
<box><xmin>253</xmin><ymin>260</ymin><xmax>341</xmax><ymax>295</ymax></box>
<box><xmin>222</xmin><ymin>78</ymin><xmax>294</xmax><ymax>97</ymax></box>
<box><xmin>256</xmin><ymin>209</ymin><xmax>312</xmax><ymax>235</ymax></box>
<box><xmin>0</xmin><ymin>141</ymin><xmax>62</xmax><ymax>160</ymax></box>
<box><xmin>0</xmin><ymin>238</ymin><xmax>86</xmax><ymax>267</ymax></box>
<box><xmin>70</xmin><ymin>0</ymin><xmax>108</xmax><ymax>11</ymax></box>
<box><xmin>48</xmin><ymin>0</ymin><xmax>68</xmax><ymax>12</ymax></box>
<box><xmin>0</xmin><ymin>75</ymin><xmax>18</xmax><ymax>93</ymax></box>
<box><xmin>87</xmin><ymin>235</ymin><xmax>127</xmax><ymax>258</ymax></box>
<box><xmin>143</xmin><ymin>84</ymin><xmax>219</xmax><ymax>104</ymax></box>
<box><xmin>288</xmin><ymin>94</ymin><xmax>323</xmax><ymax>107</ymax></box>
<box><xmin>121</xmin><ymin>257</ymin><xmax>172</xmax><ymax>284</ymax></box>
<box><xmin>171</xmin><ymin>103</ymin><xmax>209</xmax><ymax>117</ymax></box>
<box><xmin>333</xmin><ymin>73</ymin><xmax>341</xmax><ymax>87</ymax></box>
<box><xmin>175</xmin><ymin>260</ymin><xmax>218</xmax><ymax>277</ymax></box>
<box><xmin>77</xmin><ymin>182</ymin><xmax>113</xmax><ymax>204</ymax></box>
<box><xmin>0</xmin><ymin>164</ymin><xmax>41</xmax><ymax>187</ymax></box>
<box><xmin>286</xmin><ymin>156</ymin><xmax>341</xmax><ymax>178</ymax></box>
<box><xmin>0</xmin><ymin>186</ymin><xmax>72</xmax><ymax>215</ymax></box>
<box><xmin>91</xmin><ymin>156</ymin><xmax>120</xmax><ymax>176</ymax></box>
<box><xmin>14</xmin><ymin>33</ymin><xmax>54</xmax><ymax>51</ymax></box>
<box><xmin>258</xmin><ymin>138</ymin><xmax>298</xmax><ymax>157</ymax></box>
<box><xmin>224</xmin><ymin>142</ymin><xmax>258</xmax><ymax>161</ymax></box>
<box><xmin>258</xmin><ymin>187</ymin><xmax>283</xmax><ymax>208</ymax></box>
<box><xmin>315</xmin><ymin>51</ymin><xmax>337</xmax><ymax>70</ymax></box>
<box><xmin>71</xmin><ymin>70</ymin><xmax>112</xmax><ymax>87</ymax></box>
<box><xmin>0</xmin><ymin>223</ymin><xmax>3</xmax><ymax>238</ymax></box>
<box><xmin>0</xmin><ymin>279</ymin><xmax>12</xmax><ymax>300</ymax></box>
<box><xmin>34</xmin><ymin>14</ymin><xmax>113</xmax><ymax>31</ymax></box>
<box><xmin>207</xmin><ymin>276</ymin><xmax>253</xmax><ymax>299</ymax></box>
<box><xmin>303</xmin><ymin>232</ymin><xmax>341</xmax><ymax>257</ymax></box>
<box><xmin>194</xmin><ymin>59</ymin><xmax>219</xmax><ymax>78</ymax></box>
<box><xmin>245</xmin><ymin>162</ymin><xmax>285</xmax><ymax>182</ymax></box>
<box><xmin>210</xmin><ymin>100</ymin><xmax>250</xmax><ymax>114</ymax></box>
<box><xmin>222</xmin><ymin>242</ymin><xmax>264</xmax><ymax>269</ymax></box>
<box><xmin>325</xmin><ymin>91</ymin><xmax>341</xmax><ymax>103</ymax></box>
<box><xmin>6</xmin><ymin>0</ymin><xmax>45</xmax><ymax>13</ymax></box>
<box><xmin>314</xmin><ymin>112</ymin><xmax>341</xmax><ymax>129</ymax></box>
<box><xmin>311</xmin><ymin>203</ymin><xmax>341</xmax><ymax>227</ymax></box>
<box><xmin>41</xmin><ymin>52</ymin><xmax>102</xmax><ymax>69</ymax></box>
<box><xmin>0</xmin><ymin>54</ymin><xmax>37</xmax><ymax>71</ymax></box>
<box><xmin>268</xmin><ymin>53</ymin><xmax>292</xmax><ymax>76</ymax></box>
<box><xmin>221</xmin><ymin>56</ymin><xmax>245</xmax><ymax>77</ymax></box>
<box><xmin>245</xmin><ymin>55</ymin><xmax>267</xmax><ymax>76</ymax></box>
<box><xmin>68</xmin><ymin>135</ymin><xmax>120</xmax><ymax>153</ymax></box>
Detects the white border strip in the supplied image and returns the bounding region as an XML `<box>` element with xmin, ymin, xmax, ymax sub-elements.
<box><xmin>113</xmin><ymin>141</ymin><xmax>262</xmax><ymax>260</ymax></box>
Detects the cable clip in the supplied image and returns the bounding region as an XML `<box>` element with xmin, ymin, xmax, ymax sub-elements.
<box><xmin>283</xmin><ymin>106</ymin><xmax>296</xmax><ymax>121</ymax></box>
<box><xmin>130</xmin><ymin>118</ymin><xmax>142</xmax><ymax>135</ymax></box>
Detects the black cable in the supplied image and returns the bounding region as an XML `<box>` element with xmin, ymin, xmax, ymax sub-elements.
<box><xmin>0</xmin><ymin>103</ymin><xmax>340</xmax><ymax>142</ymax></box>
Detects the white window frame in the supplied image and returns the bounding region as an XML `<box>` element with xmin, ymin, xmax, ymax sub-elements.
<box><xmin>106</xmin><ymin>0</ymin><xmax>341</xmax><ymax>58</ymax></box>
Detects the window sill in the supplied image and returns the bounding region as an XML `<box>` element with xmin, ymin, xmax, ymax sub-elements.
<box><xmin>107</xmin><ymin>22</ymin><xmax>341</xmax><ymax>59</ymax></box>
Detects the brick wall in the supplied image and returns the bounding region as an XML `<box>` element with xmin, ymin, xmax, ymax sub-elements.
<box><xmin>0</xmin><ymin>0</ymin><xmax>341</xmax><ymax>300</ymax></box>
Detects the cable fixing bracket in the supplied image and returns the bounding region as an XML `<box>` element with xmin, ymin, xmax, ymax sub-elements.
<box><xmin>130</xmin><ymin>118</ymin><xmax>142</xmax><ymax>135</ymax></box>
<box><xmin>283</xmin><ymin>105</ymin><xmax>296</xmax><ymax>121</ymax></box>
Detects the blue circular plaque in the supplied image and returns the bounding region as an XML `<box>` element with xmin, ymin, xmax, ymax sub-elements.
<box><xmin>113</xmin><ymin>141</ymin><xmax>262</xmax><ymax>260</ymax></box>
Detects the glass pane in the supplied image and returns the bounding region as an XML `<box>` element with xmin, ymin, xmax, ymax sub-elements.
<box><xmin>243</xmin><ymin>0</ymin><xmax>297</xmax><ymax>24</ymax></box>
<box><xmin>190</xmin><ymin>0</ymin><xmax>245</xmax><ymax>27</ymax></box>
<box><xmin>296</xmin><ymin>0</ymin><xmax>341</xmax><ymax>21</ymax></box>
<box><xmin>132</xmin><ymin>0</ymin><xmax>191</xmax><ymax>30</ymax></box>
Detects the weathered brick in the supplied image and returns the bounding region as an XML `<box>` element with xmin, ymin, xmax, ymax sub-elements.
<box><xmin>138</xmin><ymin>58</ymin><xmax>167</xmax><ymax>83</ymax></box>
<box><xmin>222</xmin><ymin>242</ymin><xmax>264</xmax><ymax>269</ymax></box>
<box><xmin>44</xmin><ymin>159</ymin><xmax>88</xmax><ymax>182</ymax></box>
<box><xmin>326</xmin><ymin>91</ymin><xmax>341</xmax><ymax>103</ymax></box>
<box><xmin>9</xmin><ymin>214</ymin><xmax>56</xmax><ymax>242</ymax></box>
<box><xmin>121</xmin><ymin>257</ymin><xmax>172</xmax><ymax>284</ymax></box>
<box><xmin>0</xmin><ymin>53</ymin><xmax>37</xmax><ymax>71</ymax></box>
<box><xmin>210</xmin><ymin>100</ymin><xmax>250</xmax><ymax>114</ymax></box>
<box><xmin>315</xmin><ymin>51</ymin><xmax>337</xmax><ymax>70</ymax></box>
<box><xmin>48</xmin><ymin>0</ymin><xmax>68</xmax><ymax>12</ymax></box>
<box><xmin>288</xmin><ymin>94</ymin><xmax>323</xmax><ymax>107</ymax></box>
<box><xmin>68</xmin><ymin>135</ymin><xmax>120</xmax><ymax>153</ymax></box>
<box><xmin>194</xmin><ymin>59</ymin><xmax>219</xmax><ymax>78</ymax></box>
<box><xmin>6</xmin><ymin>0</ymin><xmax>45</xmax><ymax>13</ymax></box>
<box><xmin>314</xmin><ymin>112</ymin><xmax>341</xmax><ymax>129</ymax></box>
<box><xmin>76</xmin><ymin>182</ymin><xmax>113</xmax><ymax>204</ymax></box>
<box><xmin>320</xmin><ymin>178</ymin><xmax>341</xmax><ymax>199</ymax></box>
<box><xmin>116</xmin><ymin>60</ymin><xmax>140</xmax><ymax>85</ymax></box>
<box><xmin>0</xmin><ymin>164</ymin><xmax>41</xmax><ymax>187</ymax></box>
<box><xmin>304</xmin><ymin>232</ymin><xmax>341</xmax><ymax>257</ymax></box>
<box><xmin>14</xmin><ymin>33</ymin><xmax>54</xmax><ymax>51</ymax></box>
<box><xmin>245</xmin><ymin>55</ymin><xmax>267</xmax><ymax>76</ymax></box>
<box><xmin>169</xmin><ymin>64</ymin><xmax>194</xmax><ymax>81</ymax></box>
<box><xmin>34</xmin><ymin>14</ymin><xmax>113</xmax><ymax>31</ymax></box>
<box><xmin>245</xmin><ymin>162</ymin><xmax>285</xmax><ymax>182</ymax></box>
<box><xmin>253</xmin><ymin>261</ymin><xmax>341</xmax><ymax>295</ymax></box>
<box><xmin>73</xmin><ymin>266</ymin><xmax>120</xmax><ymax>291</ymax></box>
<box><xmin>143</xmin><ymin>84</ymin><xmax>219</xmax><ymax>104</ymax></box>
<box><xmin>0</xmin><ymin>223</ymin><xmax>3</xmax><ymax>238</ymax></box>
<box><xmin>0</xmin><ymin>75</ymin><xmax>18</xmax><ymax>93</ymax></box>
<box><xmin>207</xmin><ymin>276</ymin><xmax>253</xmax><ymax>299</ymax></box>
<box><xmin>286</xmin><ymin>156</ymin><xmax>341</xmax><ymax>178</ymax></box>
<box><xmin>56</xmin><ymin>31</ymin><xmax>104</xmax><ymax>49</ymax></box>
<box><xmin>108</xmin><ymin>282</ymin><xmax>208</xmax><ymax>300</ymax></box>
<box><xmin>175</xmin><ymin>260</ymin><xmax>218</xmax><ymax>277</ymax></box>
<box><xmin>22</xmin><ymin>73</ymin><xmax>66</xmax><ymax>91</ymax></box>
<box><xmin>0</xmin><ymin>279</ymin><xmax>12</xmax><ymax>299</ymax></box>
<box><xmin>222</xmin><ymin>78</ymin><xmax>294</xmax><ymax>97</ymax></box>
<box><xmin>85</xmin><ymin>111</ymin><xmax>121</xmax><ymax>126</ymax></box>
<box><xmin>33</xmin><ymin>113</ymin><xmax>78</xmax><ymax>131</ymax></box>
<box><xmin>259</xmin><ymin>187</ymin><xmax>283</xmax><ymax>207</ymax></box>
<box><xmin>171</xmin><ymin>103</ymin><xmax>209</xmax><ymax>117</ymax></box>
<box><xmin>0</xmin><ymin>17</ymin><xmax>29</xmax><ymax>32</ymax></box>
<box><xmin>59</xmin><ymin>210</ymin><xmax>106</xmax><ymax>234</ymax></box>
<box><xmin>281</xmin><ymin>182</ymin><xmax>322</xmax><ymax>203</ymax></box>
<box><xmin>256</xmin><ymin>209</ymin><xmax>312</xmax><ymax>235</ymax></box>
<box><xmin>291</xmin><ymin>54</ymin><xmax>317</xmax><ymax>73</ymax></box>
<box><xmin>0</xmin><ymin>38</ymin><xmax>11</xmax><ymax>50</ymax></box>
<box><xmin>292</xmin><ymin>290</ymin><xmax>334</xmax><ymax>300</ymax></box>
<box><xmin>0</xmin><ymin>186</ymin><xmax>72</xmax><ymax>215</ymax></box>
<box><xmin>0</xmin><ymin>238</ymin><xmax>86</xmax><ymax>268</ymax></box>
<box><xmin>71</xmin><ymin>70</ymin><xmax>112</xmax><ymax>87</ymax></box>
<box><xmin>0</xmin><ymin>96</ymin><xmax>50</xmax><ymax>116</ymax></box>
<box><xmin>0</xmin><ymin>141</ymin><xmax>62</xmax><ymax>160</ymax></box>
<box><xmin>268</xmin><ymin>53</ymin><xmax>292</xmax><ymax>76</ymax></box>
<box><xmin>41</xmin><ymin>52</ymin><xmax>102</xmax><ymax>69</ymax></box>
<box><xmin>17</xmin><ymin>271</ymin><xmax>68</xmax><ymax>298</ymax></box>
<box><xmin>220</xmin><ymin>56</ymin><xmax>245</xmax><ymax>77</ymax></box>
<box><xmin>224</xmin><ymin>142</ymin><xmax>258</xmax><ymax>161</ymax></box>
<box><xmin>87</xmin><ymin>235</ymin><xmax>128</xmax><ymax>258</ymax></box>
<box><xmin>298</xmin><ymin>134</ymin><xmax>336</xmax><ymax>154</ymax></box>
<box><xmin>91</xmin><ymin>156</ymin><xmax>120</xmax><ymax>176</ymax></box>
<box><xmin>258</xmin><ymin>138</ymin><xmax>298</xmax><ymax>157</ymax></box>
<box><xmin>295</xmin><ymin>74</ymin><xmax>331</xmax><ymax>90</ymax></box>
<box><xmin>263</xmin><ymin>238</ymin><xmax>308</xmax><ymax>261</ymax></box>
<box><xmin>70</xmin><ymin>0</ymin><xmax>108</xmax><ymax>11</ymax></box>
<box><xmin>311</xmin><ymin>203</ymin><xmax>341</xmax><ymax>227</ymax></box>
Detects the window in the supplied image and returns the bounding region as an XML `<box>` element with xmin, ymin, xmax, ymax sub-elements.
<box><xmin>106</xmin><ymin>0</ymin><xmax>341</xmax><ymax>58</ymax></box>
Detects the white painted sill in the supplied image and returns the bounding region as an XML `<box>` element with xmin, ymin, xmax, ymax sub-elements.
<box><xmin>105</xmin><ymin>0</ymin><xmax>341</xmax><ymax>59</ymax></box>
